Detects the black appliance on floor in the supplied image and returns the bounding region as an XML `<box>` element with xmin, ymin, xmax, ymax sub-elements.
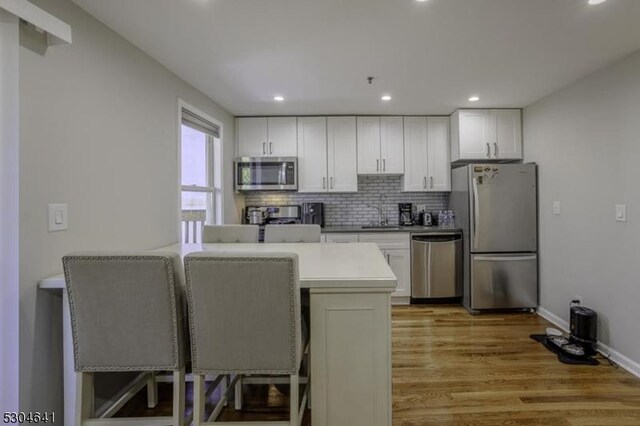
<box><xmin>570</xmin><ymin>305</ymin><xmax>598</xmax><ymax>355</ymax></box>
<box><xmin>398</xmin><ymin>203</ymin><xmax>413</xmax><ymax>226</ymax></box>
<box><xmin>302</xmin><ymin>202</ymin><xmax>325</xmax><ymax>227</ymax></box>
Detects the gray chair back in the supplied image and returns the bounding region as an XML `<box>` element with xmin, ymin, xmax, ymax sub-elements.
<box><xmin>264</xmin><ymin>224</ymin><xmax>321</xmax><ymax>243</ymax></box>
<box><xmin>202</xmin><ymin>225</ymin><xmax>259</xmax><ymax>243</ymax></box>
<box><xmin>62</xmin><ymin>252</ymin><xmax>187</xmax><ymax>372</ymax></box>
<box><xmin>184</xmin><ymin>252</ymin><xmax>301</xmax><ymax>375</ymax></box>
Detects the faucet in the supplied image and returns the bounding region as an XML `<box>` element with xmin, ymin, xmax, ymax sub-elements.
<box><xmin>368</xmin><ymin>193</ymin><xmax>388</xmax><ymax>225</ymax></box>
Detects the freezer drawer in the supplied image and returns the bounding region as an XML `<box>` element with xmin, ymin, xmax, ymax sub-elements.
<box><xmin>411</xmin><ymin>235</ymin><xmax>462</xmax><ymax>298</ymax></box>
<box><xmin>470</xmin><ymin>254</ymin><xmax>538</xmax><ymax>310</ymax></box>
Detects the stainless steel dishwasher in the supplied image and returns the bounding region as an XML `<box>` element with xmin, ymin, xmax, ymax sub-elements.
<box><xmin>411</xmin><ymin>233</ymin><xmax>462</xmax><ymax>299</ymax></box>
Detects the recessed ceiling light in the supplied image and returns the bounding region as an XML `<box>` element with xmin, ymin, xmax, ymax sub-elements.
<box><xmin>468</xmin><ymin>96</ymin><xmax>480</xmax><ymax>102</ymax></box>
<box><xmin>588</xmin><ymin>0</ymin><xmax>608</xmax><ymax>5</ymax></box>
<box><xmin>273</xmin><ymin>96</ymin><xmax>284</xmax><ymax>102</ymax></box>
<box><xmin>381</xmin><ymin>95</ymin><xmax>392</xmax><ymax>101</ymax></box>
<box><xmin>416</xmin><ymin>0</ymin><xmax>429</xmax><ymax>2</ymax></box>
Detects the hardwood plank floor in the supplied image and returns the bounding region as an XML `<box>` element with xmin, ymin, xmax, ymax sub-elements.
<box><xmin>116</xmin><ymin>305</ymin><xmax>640</xmax><ymax>425</ymax></box>
<box><xmin>392</xmin><ymin>305</ymin><xmax>640</xmax><ymax>425</ymax></box>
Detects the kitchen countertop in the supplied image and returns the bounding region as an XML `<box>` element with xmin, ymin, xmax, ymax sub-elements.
<box><xmin>322</xmin><ymin>225</ymin><xmax>462</xmax><ymax>234</ymax></box>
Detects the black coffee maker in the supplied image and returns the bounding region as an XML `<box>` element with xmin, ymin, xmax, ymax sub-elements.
<box><xmin>398</xmin><ymin>203</ymin><xmax>413</xmax><ymax>226</ymax></box>
<box><xmin>302</xmin><ymin>203</ymin><xmax>325</xmax><ymax>227</ymax></box>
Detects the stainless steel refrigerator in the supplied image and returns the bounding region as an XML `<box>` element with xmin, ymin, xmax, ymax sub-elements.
<box><xmin>451</xmin><ymin>164</ymin><xmax>538</xmax><ymax>312</ymax></box>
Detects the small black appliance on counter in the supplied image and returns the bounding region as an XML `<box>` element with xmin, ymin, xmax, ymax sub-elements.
<box><xmin>243</xmin><ymin>205</ymin><xmax>302</xmax><ymax>241</ymax></box>
<box><xmin>570</xmin><ymin>305</ymin><xmax>598</xmax><ymax>355</ymax></box>
<box><xmin>398</xmin><ymin>203</ymin><xmax>413</xmax><ymax>226</ymax></box>
<box><xmin>302</xmin><ymin>202</ymin><xmax>325</xmax><ymax>227</ymax></box>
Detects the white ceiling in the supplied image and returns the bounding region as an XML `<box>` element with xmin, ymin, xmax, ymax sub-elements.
<box><xmin>72</xmin><ymin>0</ymin><xmax>640</xmax><ymax>116</ymax></box>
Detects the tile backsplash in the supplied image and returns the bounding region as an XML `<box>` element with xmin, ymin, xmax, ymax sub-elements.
<box><xmin>243</xmin><ymin>175</ymin><xmax>449</xmax><ymax>226</ymax></box>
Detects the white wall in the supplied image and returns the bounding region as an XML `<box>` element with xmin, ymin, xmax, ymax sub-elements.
<box><xmin>0</xmin><ymin>9</ymin><xmax>19</xmax><ymax>412</ymax></box>
<box><xmin>524</xmin><ymin>49</ymin><xmax>640</xmax><ymax>366</ymax></box>
<box><xmin>19</xmin><ymin>0</ymin><xmax>240</xmax><ymax>414</ymax></box>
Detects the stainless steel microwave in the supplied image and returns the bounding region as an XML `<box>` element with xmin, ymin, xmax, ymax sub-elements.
<box><xmin>234</xmin><ymin>157</ymin><xmax>298</xmax><ymax>191</ymax></box>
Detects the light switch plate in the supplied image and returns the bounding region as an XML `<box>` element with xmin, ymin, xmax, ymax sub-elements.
<box><xmin>48</xmin><ymin>203</ymin><xmax>68</xmax><ymax>231</ymax></box>
<box><xmin>615</xmin><ymin>204</ymin><xmax>627</xmax><ymax>222</ymax></box>
<box><xmin>553</xmin><ymin>201</ymin><xmax>561</xmax><ymax>215</ymax></box>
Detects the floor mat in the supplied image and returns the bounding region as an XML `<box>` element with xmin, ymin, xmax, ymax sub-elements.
<box><xmin>530</xmin><ymin>334</ymin><xmax>600</xmax><ymax>366</ymax></box>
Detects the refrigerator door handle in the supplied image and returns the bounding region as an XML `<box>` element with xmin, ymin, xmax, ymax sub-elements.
<box><xmin>474</xmin><ymin>255</ymin><xmax>537</xmax><ymax>262</ymax></box>
<box><xmin>472</xmin><ymin>177</ymin><xmax>480</xmax><ymax>250</ymax></box>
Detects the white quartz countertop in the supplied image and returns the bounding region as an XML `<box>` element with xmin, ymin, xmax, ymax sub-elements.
<box><xmin>40</xmin><ymin>242</ymin><xmax>397</xmax><ymax>291</ymax></box>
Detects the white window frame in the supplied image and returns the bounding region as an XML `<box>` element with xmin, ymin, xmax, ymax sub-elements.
<box><xmin>177</xmin><ymin>99</ymin><xmax>224</xmax><ymax>240</ymax></box>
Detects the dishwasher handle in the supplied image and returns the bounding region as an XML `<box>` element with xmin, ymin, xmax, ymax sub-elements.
<box><xmin>412</xmin><ymin>234</ymin><xmax>461</xmax><ymax>243</ymax></box>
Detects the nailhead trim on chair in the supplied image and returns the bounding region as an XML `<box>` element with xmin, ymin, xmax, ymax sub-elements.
<box><xmin>63</xmin><ymin>255</ymin><xmax>182</xmax><ymax>372</ymax></box>
<box><xmin>184</xmin><ymin>255</ymin><xmax>298</xmax><ymax>375</ymax></box>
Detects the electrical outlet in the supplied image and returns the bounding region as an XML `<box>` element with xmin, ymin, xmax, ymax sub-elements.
<box><xmin>553</xmin><ymin>201</ymin><xmax>561</xmax><ymax>215</ymax></box>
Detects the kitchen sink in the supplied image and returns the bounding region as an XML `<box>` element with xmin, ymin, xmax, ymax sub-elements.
<box><xmin>360</xmin><ymin>225</ymin><xmax>402</xmax><ymax>230</ymax></box>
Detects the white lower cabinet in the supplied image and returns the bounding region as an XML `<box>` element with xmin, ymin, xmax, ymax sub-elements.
<box><xmin>324</xmin><ymin>233</ymin><xmax>359</xmax><ymax>243</ymax></box>
<box><xmin>382</xmin><ymin>249</ymin><xmax>410</xmax><ymax>299</ymax></box>
<box><xmin>325</xmin><ymin>233</ymin><xmax>411</xmax><ymax>301</ymax></box>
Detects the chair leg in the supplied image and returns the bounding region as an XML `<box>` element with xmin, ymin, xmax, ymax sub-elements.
<box><xmin>75</xmin><ymin>372</ymin><xmax>93</xmax><ymax>426</ymax></box>
<box><xmin>221</xmin><ymin>374</ymin><xmax>228</xmax><ymax>406</ymax></box>
<box><xmin>289</xmin><ymin>374</ymin><xmax>299</xmax><ymax>426</ymax></box>
<box><xmin>193</xmin><ymin>374</ymin><xmax>206</xmax><ymax>426</ymax></box>
<box><xmin>234</xmin><ymin>374</ymin><xmax>243</xmax><ymax>410</ymax></box>
<box><xmin>173</xmin><ymin>367</ymin><xmax>185</xmax><ymax>426</ymax></box>
<box><xmin>306</xmin><ymin>349</ymin><xmax>311</xmax><ymax>409</ymax></box>
<box><xmin>147</xmin><ymin>372</ymin><xmax>158</xmax><ymax>408</ymax></box>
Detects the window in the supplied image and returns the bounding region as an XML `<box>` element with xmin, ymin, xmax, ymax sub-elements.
<box><xmin>180</xmin><ymin>105</ymin><xmax>222</xmax><ymax>243</ymax></box>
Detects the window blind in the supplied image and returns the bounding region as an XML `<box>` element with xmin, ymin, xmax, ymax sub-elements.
<box><xmin>182</xmin><ymin>109</ymin><xmax>220</xmax><ymax>138</ymax></box>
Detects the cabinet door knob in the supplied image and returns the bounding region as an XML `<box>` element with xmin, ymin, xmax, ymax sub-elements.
<box><xmin>493</xmin><ymin>142</ymin><xmax>498</xmax><ymax>158</ymax></box>
<box><xmin>263</xmin><ymin>142</ymin><xmax>266</xmax><ymax>155</ymax></box>
<box><xmin>486</xmin><ymin>143</ymin><xmax>491</xmax><ymax>158</ymax></box>
<box><xmin>376</xmin><ymin>159</ymin><xmax>379</xmax><ymax>172</ymax></box>
<box><xmin>383</xmin><ymin>159</ymin><xmax>386</xmax><ymax>172</ymax></box>
<box><xmin>430</xmin><ymin>176</ymin><xmax>434</xmax><ymax>189</ymax></box>
<box><xmin>323</xmin><ymin>177</ymin><xmax>326</xmax><ymax>189</ymax></box>
<box><xmin>269</xmin><ymin>142</ymin><xmax>273</xmax><ymax>155</ymax></box>
<box><xmin>330</xmin><ymin>177</ymin><xmax>334</xmax><ymax>189</ymax></box>
<box><xmin>423</xmin><ymin>176</ymin><xmax>427</xmax><ymax>189</ymax></box>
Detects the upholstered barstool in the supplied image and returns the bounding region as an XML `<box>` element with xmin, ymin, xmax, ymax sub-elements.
<box><xmin>184</xmin><ymin>252</ymin><xmax>309</xmax><ymax>425</ymax></box>
<box><xmin>202</xmin><ymin>225</ymin><xmax>259</xmax><ymax>243</ymax></box>
<box><xmin>264</xmin><ymin>224</ymin><xmax>321</xmax><ymax>243</ymax></box>
<box><xmin>62</xmin><ymin>252</ymin><xmax>188</xmax><ymax>426</ymax></box>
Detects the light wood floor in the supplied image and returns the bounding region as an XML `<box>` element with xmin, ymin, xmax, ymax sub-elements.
<box><xmin>392</xmin><ymin>305</ymin><xmax>640</xmax><ymax>425</ymax></box>
<box><xmin>119</xmin><ymin>305</ymin><xmax>640</xmax><ymax>425</ymax></box>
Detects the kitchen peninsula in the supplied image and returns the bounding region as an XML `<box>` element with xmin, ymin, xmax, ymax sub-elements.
<box><xmin>40</xmin><ymin>242</ymin><xmax>396</xmax><ymax>426</ymax></box>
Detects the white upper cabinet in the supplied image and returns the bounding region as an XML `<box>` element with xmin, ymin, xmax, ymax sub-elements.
<box><xmin>357</xmin><ymin>117</ymin><xmax>404</xmax><ymax>175</ymax></box>
<box><xmin>451</xmin><ymin>109</ymin><xmax>522</xmax><ymax>161</ymax></box>
<box><xmin>356</xmin><ymin>117</ymin><xmax>381</xmax><ymax>174</ymax></box>
<box><xmin>237</xmin><ymin>116</ymin><xmax>297</xmax><ymax>157</ymax></box>
<box><xmin>452</xmin><ymin>110</ymin><xmax>492</xmax><ymax>160</ymax></box>
<box><xmin>426</xmin><ymin>117</ymin><xmax>451</xmax><ymax>191</ymax></box>
<box><xmin>297</xmin><ymin>117</ymin><xmax>328</xmax><ymax>193</ymax></box>
<box><xmin>380</xmin><ymin>117</ymin><xmax>404</xmax><ymax>174</ymax></box>
<box><xmin>297</xmin><ymin>116</ymin><xmax>357</xmax><ymax>193</ymax></box>
<box><xmin>327</xmin><ymin>117</ymin><xmax>358</xmax><ymax>192</ymax></box>
<box><xmin>402</xmin><ymin>117</ymin><xmax>428</xmax><ymax>192</ymax></box>
<box><xmin>403</xmin><ymin>117</ymin><xmax>450</xmax><ymax>192</ymax></box>
<box><xmin>237</xmin><ymin>117</ymin><xmax>268</xmax><ymax>157</ymax></box>
<box><xmin>493</xmin><ymin>109</ymin><xmax>522</xmax><ymax>160</ymax></box>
